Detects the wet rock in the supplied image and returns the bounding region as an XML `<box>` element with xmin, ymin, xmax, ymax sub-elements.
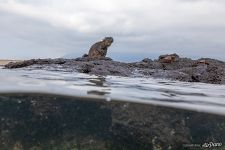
<box><xmin>5</xmin><ymin>59</ymin><xmax>36</xmax><ymax>69</ymax></box>
<box><xmin>142</xmin><ymin>58</ymin><xmax>153</xmax><ymax>63</ymax></box>
<box><xmin>5</xmin><ymin>59</ymin><xmax>66</xmax><ymax>69</ymax></box>
<box><xmin>80</xmin><ymin>63</ymin><xmax>94</xmax><ymax>73</ymax></box>
<box><xmin>4</xmin><ymin>55</ymin><xmax>225</xmax><ymax>84</ymax></box>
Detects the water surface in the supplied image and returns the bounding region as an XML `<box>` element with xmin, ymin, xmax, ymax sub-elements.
<box><xmin>1</xmin><ymin>66</ymin><xmax>225</xmax><ymax>116</ymax></box>
<box><xmin>0</xmin><ymin>66</ymin><xmax>225</xmax><ymax>149</ymax></box>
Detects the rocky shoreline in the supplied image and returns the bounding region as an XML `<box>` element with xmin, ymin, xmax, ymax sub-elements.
<box><xmin>4</xmin><ymin>54</ymin><xmax>225</xmax><ymax>84</ymax></box>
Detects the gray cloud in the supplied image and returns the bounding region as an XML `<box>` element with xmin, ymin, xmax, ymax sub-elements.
<box><xmin>0</xmin><ymin>0</ymin><xmax>225</xmax><ymax>61</ymax></box>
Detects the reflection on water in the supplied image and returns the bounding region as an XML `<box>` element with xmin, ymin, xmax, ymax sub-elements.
<box><xmin>0</xmin><ymin>67</ymin><xmax>225</xmax><ymax>149</ymax></box>
<box><xmin>89</xmin><ymin>77</ymin><xmax>107</xmax><ymax>87</ymax></box>
<box><xmin>87</xmin><ymin>77</ymin><xmax>111</xmax><ymax>96</ymax></box>
<box><xmin>87</xmin><ymin>90</ymin><xmax>110</xmax><ymax>96</ymax></box>
<box><xmin>0</xmin><ymin>93</ymin><xmax>224</xmax><ymax>150</ymax></box>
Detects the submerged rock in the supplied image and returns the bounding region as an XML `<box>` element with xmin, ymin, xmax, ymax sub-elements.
<box><xmin>4</xmin><ymin>54</ymin><xmax>225</xmax><ymax>84</ymax></box>
<box><xmin>1</xmin><ymin>93</ymin><xmax>225</xmax><ymax>149</ymax></box>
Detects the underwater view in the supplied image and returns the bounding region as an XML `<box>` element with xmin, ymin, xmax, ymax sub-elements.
<box><xmin>0</xmin><ymin>66</ymin><xmax>225</xmax><ymax>150</ymax></box>
<box><xmin>1</xmin><ymin>0</ymin><xmax>225</xmax><ymax>149</ymax></box>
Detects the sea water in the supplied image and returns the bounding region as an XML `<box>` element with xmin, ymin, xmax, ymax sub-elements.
<box><xmin>0</xmin><ymin>66</ymin><xmax>225</xmax><ymax>149</ymax></box>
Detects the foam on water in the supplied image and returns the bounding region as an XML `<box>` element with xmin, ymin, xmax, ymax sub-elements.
<box><xmin>1</xmin><ymin>66</ymin><xmax>225</xmax><ymax>116</ymax></box>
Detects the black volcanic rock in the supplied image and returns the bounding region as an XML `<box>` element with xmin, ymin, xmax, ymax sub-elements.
<box><xmin>4</xmin><ymin>55</ymin><xmax>225</xmax><ymax>84</ymax></box>
<box><xmin>5</xmin><ymin>58</ymin><xmax>66</xmax><ymax>69</ymax></box>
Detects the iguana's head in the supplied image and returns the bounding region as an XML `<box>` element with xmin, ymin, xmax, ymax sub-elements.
<box><xmin>103</xmin><ymin>37</ymin><xmax>113</xmax><ymax>47</ymax></box>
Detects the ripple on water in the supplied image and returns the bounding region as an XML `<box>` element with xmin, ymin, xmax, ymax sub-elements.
<box><xmin>0</xmin><ymin>67</ymin><xmax>225</xmax><ymax>116</ymax></box>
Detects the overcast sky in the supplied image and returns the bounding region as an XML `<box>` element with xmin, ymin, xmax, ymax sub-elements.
<box><xmin>0</xmin><ymin>0</ymin><xmax>225</xmax><ymax>61</ymax></box>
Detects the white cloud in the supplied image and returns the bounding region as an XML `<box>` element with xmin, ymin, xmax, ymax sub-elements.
<box><xmin>1</xmin><ymin>0</ymin><xmax>224</xmax><ymax>34</ymax></box>
<box><xmin>0</xmin><ymin>0</ymin><xmax>225</xmax><ymax>61</ymax></box>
